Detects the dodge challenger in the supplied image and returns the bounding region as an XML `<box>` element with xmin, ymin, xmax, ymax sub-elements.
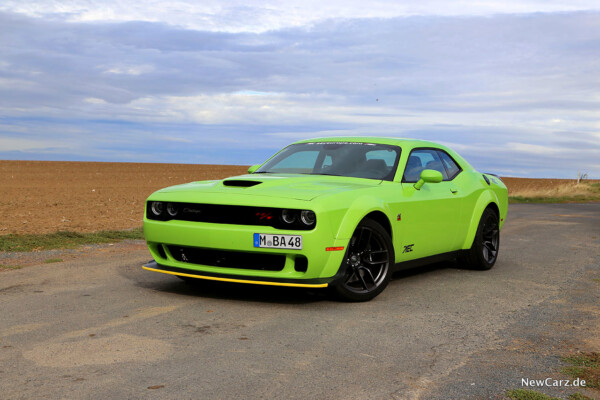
<box><xmin>143</xmin><ymin>137</ymin><xmax>508</xmax><ymax>301</ymax></box>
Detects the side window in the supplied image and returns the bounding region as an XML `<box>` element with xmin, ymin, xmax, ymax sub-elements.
<box><xmin>437</xmin><ymin>151</ymin><xmax>461</xmax><ymax>179</ymax></box>
<box><xmin>403</xmin><ymin>149</ymin><xmax>449</xmax><ymax>182</ymax></box>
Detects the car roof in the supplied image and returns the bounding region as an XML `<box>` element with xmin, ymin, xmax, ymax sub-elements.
<box><xmin>293</xmin><ymin>137</ymin><xmax>442</xmax><ymax>148</ymax></box>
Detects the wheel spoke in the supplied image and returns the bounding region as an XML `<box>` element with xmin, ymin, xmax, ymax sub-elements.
<box><xmin>362</xmin><ymin>259</ymin><xmax>385</xmax><ymax>266</ymax></box>
<box><xmin>346</xmin><ymin>269</ymin><xmax>359</xmax><ymax>283</ymax></box>
<box><xmin>483</xmin><ymin>240</ymin><xmax>496</xmax><ymax>253</ymax></box>
<box><xmin>356</xmin><ymin>268</ymin><xmax>369</xmax><ymax>290</ymax></box>
<box><xmin>485</xmin><ymin>245</ymin><xmax>496</xmax><ymax>260</ymax></box>
<box><xmin>362</xmin><ymin>250</ymin><xmax>388</xmax><ymax>265</ymax></box>
<box><xmin>482</xmin><ymin>240</ymin><xmax>497</xmax><ymax>262</ymax></box>
<box><xmin>357</xmin><ymin>265</ymin><xmax>376</xmax><ymax>284</ymax></box>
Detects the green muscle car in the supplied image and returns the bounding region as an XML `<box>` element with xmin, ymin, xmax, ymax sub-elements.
<box><xmin>143</xmin><ymin>137</ymin><xmax>508</xmax><ymax>301</ymax></box>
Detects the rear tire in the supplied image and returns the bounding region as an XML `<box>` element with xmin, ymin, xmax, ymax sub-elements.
<box><xmin>460</xmin><ymin>207</ymin><xmax>500</xmax><ymax>270</ymax></box>
<box><xmin>332</xmin><ymin>219</ymin><xmax>394</xmax><ymax>302</ymax></box>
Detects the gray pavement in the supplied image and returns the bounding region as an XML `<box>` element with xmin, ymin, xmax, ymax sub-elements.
<box><xmin>0</xmin><ymin>203</ymin><xmax>599</xmax><ymax>400</ymax></box>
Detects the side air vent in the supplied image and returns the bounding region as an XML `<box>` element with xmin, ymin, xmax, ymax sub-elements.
<box><xmin>222</xmin><ymin>180</ymin><xmax>262</xmax><ymax>187</ymax></box>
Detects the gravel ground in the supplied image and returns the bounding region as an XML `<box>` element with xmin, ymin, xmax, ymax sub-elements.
<box><xmin>0</xmin><ymin>203</ymin><xmax>598</xmax><ymax>400</ymax></box>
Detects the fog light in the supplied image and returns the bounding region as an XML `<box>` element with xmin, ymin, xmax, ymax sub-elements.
<box><xmin>151</xmin><ymin>201</ymin><xmax>164</xmax><ymax>216</ymax></box>
<box><xmin>300</xmin><ymin>210</ymin><xmax>316</xmax><ymax>226</ymax></box>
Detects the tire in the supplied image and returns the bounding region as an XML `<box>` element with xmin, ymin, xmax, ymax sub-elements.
<box><xmin>460</xmin><ymin>207</ymin><xmax>500</xmax><ymax>270</ymax></box>
<box><xmin>332</xmin><ymin>219</ymin><xmax>394</xmax><ymax>302</ymax></box>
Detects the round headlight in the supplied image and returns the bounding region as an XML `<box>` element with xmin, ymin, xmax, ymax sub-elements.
<box><xmin>300</xmin><ymin>210</ymin><xmax>316</xmax><ymax>226</ymax></box>
<box><xmin>167</xmin><ymin>203</ymin><xmax>179</xmax><ymax>217</ymax></box>
<box><xmin>151</xmin><ymin>201</ymin><xmax>164</xmax><ymax>216</ymax></box>
<box><xmin>281</xmin><ymin>209</ymin><xmax>295</xmax><ymax>224</ymax></box>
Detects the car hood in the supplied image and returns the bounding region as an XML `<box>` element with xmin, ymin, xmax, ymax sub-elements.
<box><xmin>155</xmin><ymin>173</ymin><xmax>381</xmax><ymax>201</ymax></box>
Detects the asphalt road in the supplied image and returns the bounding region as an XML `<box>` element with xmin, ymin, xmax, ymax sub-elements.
<box><xmin>1</xmin><ymin>204</ymin><xmax>599</xmax><ymax>400</ymax></box>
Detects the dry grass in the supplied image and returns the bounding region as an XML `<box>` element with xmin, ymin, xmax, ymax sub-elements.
<box><xmin>502</xmin><ymin>178</ymin><xmax>600</xmax><ymax>203</ymax></box>
<box><xmin>0</xmin><ymin>228</ymin><xmax>144</xmax><ymax>252</ymax></box>
<box><xmin>562</xmin><ymin>352</ymin><xmax>600</xmax><ymax>389</ymax></box>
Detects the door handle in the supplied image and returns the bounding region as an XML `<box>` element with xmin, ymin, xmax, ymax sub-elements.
<box><xmin>450</xmin><ymin>188</ymin><xmax>458</xmax><ymax>194</ymax></box>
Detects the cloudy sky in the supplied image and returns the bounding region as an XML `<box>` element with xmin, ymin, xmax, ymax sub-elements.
<box><xmin>0</xmin><ymin>1</ymin><xmax>599</xmax><ymax>178</ymax></box>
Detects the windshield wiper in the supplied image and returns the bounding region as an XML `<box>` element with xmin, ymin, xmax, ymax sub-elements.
<box><xmin>309</xmin><ymin>172</ymin><xmax>343</xmax><ymax>177</ymax></box>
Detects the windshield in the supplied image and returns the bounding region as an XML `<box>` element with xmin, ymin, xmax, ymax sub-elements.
<box><xmin>255</xmin><ymin>142</ymin><xmax>401</xmax><ymax>181</ymax></box>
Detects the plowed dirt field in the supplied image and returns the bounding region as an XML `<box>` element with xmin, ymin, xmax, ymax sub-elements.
<box><xmin>1</xmin><ymin>161</ymin><xmax>596</xmax><ymax>235</ymax></box>
<box><xmin>0</xmin><ymin>161</ymin><xmax>247</xmax><ymax>235</ymax></box>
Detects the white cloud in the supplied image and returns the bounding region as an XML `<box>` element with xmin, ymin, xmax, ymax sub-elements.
<box><xmin>505</xmin><ymin>142</ymin><xmax>562</xmax><ymax>155</ymax></box>
<box><xmin>2</xmin><ymin>1</ymin><xmax>600</xmax><ymax>32</ymax></box>
<box><xmin>0</xmin><ymin>9</ymin><xmax>599</xmax><ymax>177</ymax></box>
<box><xmin>84</xmin><ymin>97</ymin><xmax>107</xmax><ymax>104</ymax></box>
<box><xmin>103</xmin><ymin>64</ymin><xmax>155</xmax><ymax>75</ymax></box>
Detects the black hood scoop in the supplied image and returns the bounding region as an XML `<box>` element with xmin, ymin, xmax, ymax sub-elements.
<box><xmin>222</xmin><ymin>180</ymin><xmax>262</xmax><ymax>188</ymax></box>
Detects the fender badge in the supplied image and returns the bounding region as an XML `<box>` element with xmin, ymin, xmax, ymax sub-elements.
<box><xmin>397</xmin><ymin>213</ymin><xmax>401</xmax><ymax>221</ymax></box>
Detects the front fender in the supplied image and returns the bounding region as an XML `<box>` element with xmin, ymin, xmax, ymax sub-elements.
<box><xmin>332</xmin><ymin>195</ymin><xmax>389</xmax><ymax>241</ymax></box>
<box><xmin>461</xmin><ymin>190</ymin><xmax>500</xmax><ymax>250</ymax></box>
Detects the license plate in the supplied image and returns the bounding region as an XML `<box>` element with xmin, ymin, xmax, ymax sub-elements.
<box><xmin>253</xmin><ymin>233</ymin><xmax>303</xmax><ymax>249</ymax></box>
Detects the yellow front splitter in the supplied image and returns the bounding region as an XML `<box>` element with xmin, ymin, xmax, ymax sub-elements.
<box><xmin>142</xmin><ymin>265</ymin><xmax>329</xmax><ymax>288</ymax></box>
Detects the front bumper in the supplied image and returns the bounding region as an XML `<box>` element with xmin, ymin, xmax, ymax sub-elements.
<box><xmin>143</xmin><ymin>261</ymin><xmax>334</xmax><ymax>288</ymax></box>
<box><xmin>143</xmin><ymin>218</ymin><xmax>349</xmax><ymax>285</ymax></box>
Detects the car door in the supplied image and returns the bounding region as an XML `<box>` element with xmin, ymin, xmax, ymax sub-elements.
<box><xmin>395</xmin><ymin>148</ymin><xmax>464</xmax><ymax>261</ymax></box>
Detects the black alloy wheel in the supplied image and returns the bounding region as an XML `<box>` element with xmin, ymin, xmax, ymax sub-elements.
<box><xmin>333</xmin><ymin>219</ymin><xmax>394</xmax><ymax>302</ymax></box>
<box><xmin>460</xmin><ymin>207</ymin><xmax>500</xmax><ymax>270</ymax></box>
<box><xmin>481</xmin><ymin>211</ymin><xmax>500</xmax><ymax>264</ymax></box>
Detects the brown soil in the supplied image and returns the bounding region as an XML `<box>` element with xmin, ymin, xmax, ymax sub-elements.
<box><xmin>1</xmin><ymin>161</ymin><xmax>597</xmax><ymax>236</ymax></box>
<box><xmin>0</xmin><ymin>161</ymin><xmax>247</xmax><ymax>235</ymax></box>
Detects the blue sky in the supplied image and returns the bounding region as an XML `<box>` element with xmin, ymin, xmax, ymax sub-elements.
<box><xmin>0</xmin><ymin>1</ymin><xmax>599</xmax><ymax>178</ymax></box>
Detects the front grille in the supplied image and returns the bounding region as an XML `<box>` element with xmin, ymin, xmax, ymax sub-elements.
<box><xmin>168</xmin><ymin>246</ymin><xmax>286</xmax><ymax>271</ymax></box>
<box><xmin>146</xmin><ymin>202</ymin><xmax>315</xmax><ymax>230</ymax></box>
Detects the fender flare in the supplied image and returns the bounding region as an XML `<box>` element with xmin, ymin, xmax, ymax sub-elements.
<box><xmin>334</xmin><ymin>196</ymin><xmax>390</xmax><ymax>240</ymax></box>
<box><xmin>461</xmin><ymin>190</ymin><xmax>500</xmax><ymax>250</ymax></box>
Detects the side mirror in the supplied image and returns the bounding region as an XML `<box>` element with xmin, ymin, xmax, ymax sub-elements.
<box><xmin>414</xmin><ymin>169</ymin><xmax>443</xmax><ymax>190</ymax></box>
<box><xmin>247</xmin><ymin>164</ymin><xmax>261</xmax><ymax>174</ymax></box>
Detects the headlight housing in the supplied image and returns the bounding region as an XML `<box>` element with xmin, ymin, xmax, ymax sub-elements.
<box><xmin>150</xmin><ymin>201</ymin><xmax>164</xmax><ymax>216</ymax></box>
<box><xmin>280</xmin><ymin>209</ymin><xmax>316</xmax><ymax>228</ymax></box>
<box><xmin>300</xmin><ymin>210</ymin><xmax>316</xmax><ymax>226</ymax></box>
<box><xmin>166</xmin><ymin>202</ymin><xmax>179</xmax><ymax>217</ymax></box>
<box><xmin>281</xmin><ymin>209</ymin><xmax>296</xmax><ymax>224</ymax></box>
